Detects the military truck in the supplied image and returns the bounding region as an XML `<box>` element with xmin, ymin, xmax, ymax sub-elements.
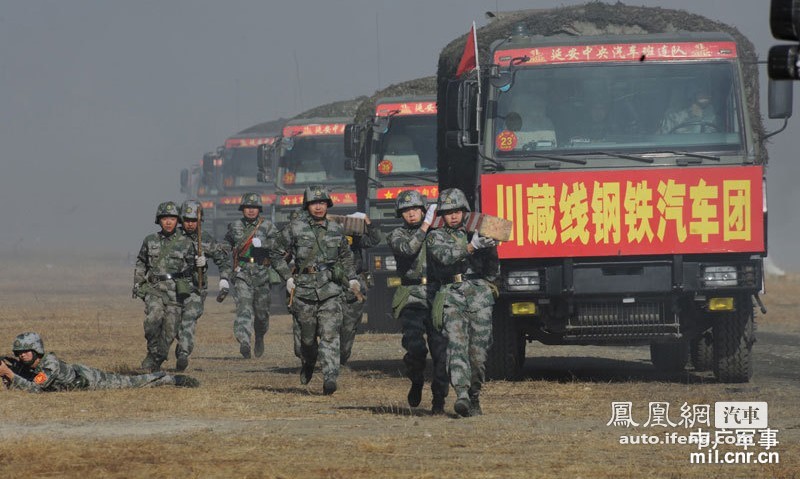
<box><xmin>344</xmin><ymin>77</ymin><xmax>438</xmax><ymax>332</ymax></box>
<box><xmin>258</xmin><ymin>98</ymin><xmax>365</xmax><ymax>229</ymax></box>
<box><xmin>437</xmin><ymin>3</ymin><xmax>791</xmax><ymax>382</ymax></box>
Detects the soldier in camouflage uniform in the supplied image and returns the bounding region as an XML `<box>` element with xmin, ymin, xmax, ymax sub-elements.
<box><xmin>426</xmin><ymin>188</ymin><xmax>499</xmax><ymax>417</ymax></box>
<box><xmin>0</xmin><ymin>332</ymin><xmax>199</xmax><ymax>392</ymax></box>
<box><xmin>340</xmin><ymin>213</ymin><xmax>383</xmax><ymax>366</ymax></box>
<box><xmin>133</xmin><ymin>201</ymin><xmax>200</xmax><ymax>372</ymax></box>
<box><xmin>176</xmin><ymin>200</ymin><xmax>230</xmax><ymax>371</ymax></box>
<box><xmin>221</xmin><ymin>192</ymin><xmax>279</xmax><ymax>359</ymax></box>
<box><xmin>388</xmin><ymin>190</ymin><xmax>448</xmax><ymax>414</ymax></box>
<box><xmin>271</xmin><ymin>185</ymin><xmax>358</xmax><ymax>395</ymax></box>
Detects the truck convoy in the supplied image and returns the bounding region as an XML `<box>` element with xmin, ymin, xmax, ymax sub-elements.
<box><xmin>437</xmin><ymin>3</ymin><xmax>789</xmax><ymax>382</ymax></box>
<box><xmin>258</xmin><ymin>98</ymin><xmax>365</xmax><ymax>229</ymax></box>
<box><xmin>344</xmin><ymin>77</ymin><xmax>438</xmax><ymax>332</ymax></box>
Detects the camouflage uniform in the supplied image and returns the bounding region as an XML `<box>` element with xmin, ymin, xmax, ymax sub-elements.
<box><xmin>133</xmin><ymin>202</ymin><xmax>197</xmax><ymax>371</ymax></box>
<box><xmin>177</xmin><ymin>201</ymin><xmax>230</xmax><ymax>369</ymax></box>
<box><xmin>340</xmin><ymin>220</ymin><xmax>383</xmax><ymax>365</ymax></box>
<box><xmin>271</xmin><ymin>185</ymin><xmax>356</xmax><ymax>394</ymax></box>
<box><xmin>222</xmin><ymin>192</ymin><xmax>279</xmax><ymax>358</ymax></box>
<box><xmin>388</xmin><ymin>190</ymin><xmax>448</xmax><ymax>412</ymax></box>
<box><xmin>427</xmin><ymin>189</ymin><xmax>499</xmax><ymax>417</ymax></box>
<box><xmin>5</xmin><ymin>332</ymin><xmax>198</xmax><ymax>392</ymax></box>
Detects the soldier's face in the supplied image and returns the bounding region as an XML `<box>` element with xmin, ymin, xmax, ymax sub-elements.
<box><xmin>308</xmin><ymin>200</ymin><xmax>328</xmax><ymax>220</ymax></box>
<box><xmin>401</xmin><ymin>207</ymin><xmax>423</xmax><ymax>225</ymax></box>
<box><xmin>182</xmin><ymin>219</ymin><xmax>198</xmax><ymax>233</ymax></box>
<box><xmin>443</xmin><ymin>210</ymin><xmax>464</xmax><ymax>227</ymax></box>
<box><xmin>16</xmin><ymin>350</ymin><xmax>39</xmax><ymax>367</ymax></box>
<box><xmin>159</xmin><ymin>216</ymin><xmax>178</xmax><ymax>233</ymax></box>
<box><xmin>242</xmin><ymin>206</ymin><xmax>260</xmax><ymax>220</ymax></box>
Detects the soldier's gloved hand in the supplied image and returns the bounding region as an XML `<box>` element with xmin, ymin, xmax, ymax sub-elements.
<box><xmin>219</xmin><ymin>279</ymin><xmax>230</xmax><ymax>290</ymax></box>
<box><xmin>195</xmin><ymin>255</ymin><xmax>207</xmax><ymax>267</ymax></box>
<box><xmin>349</xmin><ymin>279</ymin><xmax>361</xmax><ymax>292</ymax></box>
<box><xmin>252</xmin><ymin>237</ymin><xmax>262</xmax><ymax>248</ymax></box>
<box><xmin>423</xmin><ymin>204</ymin><xmax>437</xmax><ymax>225</ymax></box>
<box><xmin>470</xmin><ymin>233</ymin><xmax>497</xmax><ymax>250</ymax></box>
<box><xmin>286</xmin><ymin>277</ymin><xmax>296</xmax><ymax>294</ymax></box>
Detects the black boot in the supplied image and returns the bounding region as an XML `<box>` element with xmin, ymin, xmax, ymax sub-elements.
<box><xmin>176</xmin><ymin>354</ymin><xmax>189</xmax><ymax>372</ymax></box>
<box><xmin>254</xmin><ymin>334</ymin><xmax>264</xmax><ymax>358</ymax></box>
<box><xmin>431</xmin><ymin>395</ymin><xmax>445</xmax><ymax>415</ymax></box>
<box><xmin>454</xmin><ymin>397</ymin><xmax>472</xmax><ymax>417</ymax></box>
<box><xmin>323</xmin><ymin>378</ymin><xmax>337</xmax><ymax>395</ymax></box>
<box><xmin>469</xmin><ymin>394</ymin><xmax>482</xmax><ymax>416</ymax></box>
<box><xmin>300</xmin><ymin>362</ymin><xmax>314</xmax><ymax>385</ymax></box>
<box><xmin>407</xmin><ymin>380</ymin><xmax>423</xmax><ymax>407</ymax></box>
<box><xmin>240</xmin><ymin>342</ymin><xmax>251</xmax><ymax>359</ymax></box>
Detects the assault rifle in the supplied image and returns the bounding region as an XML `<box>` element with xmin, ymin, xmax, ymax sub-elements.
<box><xmin>2</xmin><ymin>355</ymin><xmax>34</xmax><ymax>386</ymax></box>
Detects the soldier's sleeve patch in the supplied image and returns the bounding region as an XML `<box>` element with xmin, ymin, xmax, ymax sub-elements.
<box><xmin>34</xmin><ymin>372</ymin><xmax>48</xmax><ymax>385</ymax></box>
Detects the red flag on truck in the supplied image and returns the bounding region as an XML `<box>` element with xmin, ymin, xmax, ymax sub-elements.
<box><xmin>455</xmin><ymin>22</ymin><xmax>478</xmax><ymax>77</ymax></box>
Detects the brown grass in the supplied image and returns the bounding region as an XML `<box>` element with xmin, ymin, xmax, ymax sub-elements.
<box><xmin>0</xmin><ymin>253</ymin><xmax>797</xmax><ymax>478</ymax></box>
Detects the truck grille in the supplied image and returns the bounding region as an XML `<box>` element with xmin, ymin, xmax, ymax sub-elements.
<box><xmin>565</xmin><ymin>301</ymin><xmax>679</xmax><ymax>340</ymax></box>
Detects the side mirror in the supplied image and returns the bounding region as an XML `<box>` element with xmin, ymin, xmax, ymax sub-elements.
<box><xmin>202</xmin><ymin>154</ymin><xmax>215</xmax><ymax>175</ymax></box>
<box><xmin>179</xmin><ymin>168</ymin><xmax>189</xmax><ymax>192</ymax></box>
<box><xmin>344</xmin><ymin>124</ymin><xmax>357</xmax><ymax>159</ymax></box>
<box><xmin>445</xmin><ymin>78</ymin><xmax>478</xmax><ymax>147</ymax></box>
<box><xmin>257</xmin><ymin>144</ymin><xmax>273</xmax><ymax>183</ymax></box>
<box><xmin>768</xmin><ymin>78</ymin><xmax>794</xmax><ymax>119</ymax></box>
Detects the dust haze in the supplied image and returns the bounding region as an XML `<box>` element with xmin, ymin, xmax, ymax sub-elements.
<box><xmin>1</xmin><ymin>0</ymin><xmax>797</xmax><ymax>269</ymax></box>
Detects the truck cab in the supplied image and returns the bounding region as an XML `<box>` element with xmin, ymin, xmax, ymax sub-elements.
<box><xmin>345</xmin><ymin>96</ymin><xmax>439</xmax><ymax>331</ymax></box>
<box><xmin>442</xmin><ymin>31</ymin><xmax>771</xmax><ymax>382</ymax></box>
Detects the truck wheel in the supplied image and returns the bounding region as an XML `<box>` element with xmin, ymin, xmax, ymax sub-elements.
<box><xmin>486</xmin><ymin>301</ymin><xmax>524</xmax><ymax>381</ymax></box>
<box><xmin>689</xmin><ymin>330</ymin><xmax>713</xmax><ymax>372</ymax></box>
<box><xmin>713</xmin><ymin>299</ymin><xmax>754</xmax><ymax>383</ymax></box>
<box><xmin>649</xmin><ymin>342</ymin><xmax>689</xmax><ymax>373</ymax></box>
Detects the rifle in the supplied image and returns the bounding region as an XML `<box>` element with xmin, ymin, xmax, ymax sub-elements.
<box><xmin>197</xmin><ymin>208</ymin><xmax>204</xmax><ymax>290</ymax></box>
<box><xmin>2</xmin><ymin>355</ymin><xmax>34</xmax><ymax>386</ymax></box>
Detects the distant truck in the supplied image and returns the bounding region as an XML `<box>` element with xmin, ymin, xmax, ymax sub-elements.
<box><xmin>437</xmin><ymin>4</ymin><xmax>792</xmax><ymax>382</ymax></box>
<box><xmin>344</xmin><ymin>77</ymin><xmax>438</xmax><ymax>332</ymax></box>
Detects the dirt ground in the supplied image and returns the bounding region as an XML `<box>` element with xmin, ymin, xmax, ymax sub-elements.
<box><xmin>0</xmin><ymin>253</ymin><xmax>797</xmax><ymax>478</ymax></box>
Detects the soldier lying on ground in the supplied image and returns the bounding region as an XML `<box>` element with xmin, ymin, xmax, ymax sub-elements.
<box><xmin>0</xmin><ymin>332</ymin><xmax>199</xmax><ymax>393</ymax></box>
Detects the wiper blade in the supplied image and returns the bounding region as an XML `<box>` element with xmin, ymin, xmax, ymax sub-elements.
<box><xmin>382</xmin><ymin>173</ymin><xmax>436</xmax><ymax>183</ymax></box>
<box><xmin>572</xmin><ymin>151</ymin><xmax>654</xmax><ymax>164</ymax></box>
<box><xmin>522</xmin><ymin>153</ymin><xmax>587</xmax><ymax>165</ymax></box>
<box><xmin>658</xmin><ymin>150</ymin><xmax>721</xmax><ymax>164</ymax></box>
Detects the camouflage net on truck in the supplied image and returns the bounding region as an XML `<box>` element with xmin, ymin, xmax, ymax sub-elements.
<box><xmin>436</xmin><ymin>2</ymin><xmax>765</xmax><ymax>160</ymax></box>
<box><xmin>353</xmin><ymin>76</ymin><xmax>437</xmax><ymax>124</ymax></box>
<box><xmin>292</xmin><ymin>97</ymin><xmax>368</xmax><ymax>121</ymax></box>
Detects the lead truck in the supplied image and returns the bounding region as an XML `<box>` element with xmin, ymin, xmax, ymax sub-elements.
<box><xmin>438</xmin><ymin>4</ymin><xmax>790</xmax><ymax>382</ymax></box>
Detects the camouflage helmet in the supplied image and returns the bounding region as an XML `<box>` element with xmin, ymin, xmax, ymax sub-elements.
<box><xmin>437</xmin><ymin>188</ymin><xmax>470</xmax><ymax>214</ymax></box>
<box><xmin>180</xmin><ymin>200</ymin><xmax>203</xmax><ymax>221</ymax></box>
<box><xmin>155</xmin><ymin>201</ymin><xmax>180</xmax><ymax>224</ymax></box>
<box><xmin>12</xmin><ymin>332</ymin><xmax>45</xmax><ymax>356</ymax></box>
<box><xmin>395</xmin><ymin>190</ymin><xmax>426</xmax><ymax>218</ymax></box>
<box><xmin>238</xmin><ymin>192</ymin><xmax>263</xmax><ymax>211</ymax></box>
<box><xmin>302</xmin><ymin>184</ymin><xmax>333</xmax><ymax>209</ymax></box>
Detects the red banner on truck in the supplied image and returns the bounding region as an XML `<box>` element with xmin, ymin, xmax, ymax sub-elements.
<box><xmin>283</xmin><ymin>123</ymin><xmax>346</xmax><ymax>137</ymax></box>
<box><xmin>481</xmin><ymin>166</ymin><xmax>764</xmax><ymax>259</ymax></box>
<box><xmin>375</xmin><ymin>101</ymin><xmax>437</xmax><ymax>117</ymax></box>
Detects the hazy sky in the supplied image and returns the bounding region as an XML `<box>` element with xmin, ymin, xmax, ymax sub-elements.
<box><xmin>1</xmin><ymin>0</ymin><xmax>797</xmax><ymax>268</ymax></box>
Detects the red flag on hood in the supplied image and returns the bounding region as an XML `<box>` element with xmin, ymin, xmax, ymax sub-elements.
<box><xmin>455</xmin><ymin>23</ymin><xmax>478</xmax><ymax>77</ymax></box>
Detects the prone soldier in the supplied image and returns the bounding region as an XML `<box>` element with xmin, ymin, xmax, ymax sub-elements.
<box><xmin>387</xmin><ymin>190</ymin><xmax>448</xmax><ymax>414</ymax></box>
<box><xmin>0</xmin><ymin>332</ymin><xmax>199</xmax><ymax>392</ymax></box>
<box><xmin>271</xmin><ymin>185</ymin><xmax>358</xmax><ymax>395</ymax></box>
<box><xmin>176</xmin><ymin>200</ymin><xmax>230</xmax><ymax>371</ymax></box>
<box><xmin>221</xmin><ymin>192</ymin><xmax>279</xmax><ymax>359</ymax></box>
<box><xmin>133</xmin><ymin>201</ymin><xmax>199</xmax><ymax>372</ymax></box>
<box><xmin>426</xmin><ymin>188</ymin><xmax>500</xmax><ymax>417</ymax></box>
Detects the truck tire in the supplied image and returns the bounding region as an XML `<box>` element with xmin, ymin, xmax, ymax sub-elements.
<box><xmin>486</xmin><ymin>300</ymin><xmax>524</xmax><ymax>381</ymax></box>
<box><xmin>650</xmin><ymin>342</ymin><xmax>689</xmax><ymax>373</ymax></box>
<box><xmin>713</xmin><ymin>299</ymin><xmax>754</xmax><ymax>383</ymax></box>
<box><xmin>689</xmin><ymin>330</ymin><xmax>713</xmax><ymax>372</ymax></box>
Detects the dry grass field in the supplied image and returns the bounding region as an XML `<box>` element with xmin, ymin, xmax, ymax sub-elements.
<box><xmin>0</xmin><ymin>253</ymin><xmax>798</xmax><ymax>478</ymax></box>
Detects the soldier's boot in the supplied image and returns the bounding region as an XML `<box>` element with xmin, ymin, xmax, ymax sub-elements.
<box><xmin>240</xmin><ymin>341</ymin><xmax>251</xmax><ymax>359</ymax></box>
<box><xmin>454</xmin><ymin>390</ymin><xmax>471</xmax><ymax>418</ymax></box>
<box><xmin>141</xmin><ymin>354</ymin><xmax>161</xmax><ymax>373</ymax></box>
<box><xmin>322</xmin><ymin>378</ymin><xmax>337</xmax><ymax>395</ymax></box>
<box><xmin>407</xmin><ymin>379</ymin><xmax>424</xmax><ymax>407</ymax></box>
<box><xmin>174</xmin><ymin>374</ymin><xmax>200</xmax><ymax>388</ymax></box>
<box><xmin>300</xmin><ymin>361</ymin><xmax>315</xmax><ymax>385</ymax></box>
<box><xmin>469</xmin><ymin>392</ymin><xmax>482</xmax><ymax>416</ymax></box>
<box><xmin>176</xmin><ymin>354</ymin><xmax>189</xmax><ymax>372</ymax></box>
<box><xmin>254</xmin><ymin>334</ymin><xmax>265</xmax><ymax>358</ymax></box>
<box><xmin>431</xmin><ymin>395</ymin><xmax>446</xmax><ymax>415</ymax></box>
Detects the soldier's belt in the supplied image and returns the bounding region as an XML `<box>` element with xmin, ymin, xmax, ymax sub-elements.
<box><xmin>401</xmin><ymin>277</ymin><xmax>427</xmax><ymax>286</ymax></box>
<box><xmin>150</xmin><ymin>270</ymin><xmax>192</xmax><ymax>281</ymax></box>
<box><xmin>239</xmin><ymin>257</ymin><xmax>271</xmax><ymax>266</ymax></box>
<box><xmin>300</xmin><ymin>262</ymin><xmax>334</xmax><ymax>274</ymax></box>
<box><xmin>440</xmin><ymin>273</ymin><xmax>482</xmax><ymax>285</ymax></box>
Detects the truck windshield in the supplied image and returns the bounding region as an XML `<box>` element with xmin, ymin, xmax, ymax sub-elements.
<box><xmin>222</xmin><ymin>147</ymin><xmax>259</xmax><ymax>186</ymax></box>
<box><xmin>492</xmin><ymin>62</ymin><xmax>743</xmax><ymax>156</ymax></box>
<box><xmin>279</xmin><ymin>136</ymin><xmax>349</xmax><ymax>187</ymax></box>
<box><xmin>376</xmin><ymin>115</ymin><xmax>437</xmax><ymax>176</ymax></box>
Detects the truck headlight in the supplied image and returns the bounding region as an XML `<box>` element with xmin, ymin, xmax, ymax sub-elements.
<box><xmin>702</xmin><ymin>266</ymin><xmax>737</xmax><ymax>287</ymax></box>
<box><xmin>506</xmin><ymin>270</ymin><xmax>540</xmax><ymax>291</ymax></box>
